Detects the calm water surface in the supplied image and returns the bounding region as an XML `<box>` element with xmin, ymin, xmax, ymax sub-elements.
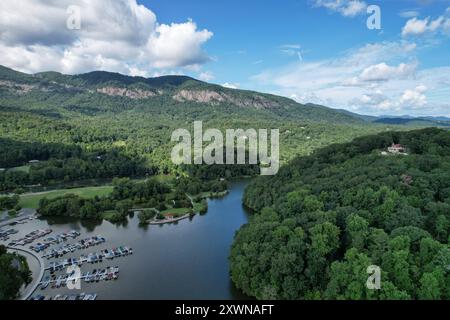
<box><xmin>6</xmin><ymin>180</ymin><xmax>251</xmax><ymax>300</ymax></box>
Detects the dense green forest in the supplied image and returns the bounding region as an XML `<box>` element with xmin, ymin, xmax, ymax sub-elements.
<box><xmin>0</xmin><ymin>65</ymin><xmax>413</xmax><ymax>192</ymax></box>
<box><xmin>36</xmin><ymin>178</ymin><xmax>170</xmax><ymax>222</ymax></box>
<box><xmin>230</xmin><ymin>128</ymin><xmax>450</xmax><ymax>300</ymax></box>
<box><xmin>0</xmin><ymin>246</ymin><xmax>31</xmax><ymax>300</ymax></box>
<box><xmin>37</xmin><ymin>176</ymin><xmax>227</xmax><ymax>222</ymax></box>
<box><xmin>1</xmin><ymin>66</ymin><xmax>449</xmax><ymax>301</ymax></box>
<box><xmin>0</xmin><ymin>143</ymin><xmax>151</xmax><ymax>191</ymax></box>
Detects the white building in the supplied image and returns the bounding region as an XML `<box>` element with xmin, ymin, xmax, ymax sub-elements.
<box><xmin>388</xmin><ymin>144</ymin><xmax>406</xmax><ymax>154</ymax></box>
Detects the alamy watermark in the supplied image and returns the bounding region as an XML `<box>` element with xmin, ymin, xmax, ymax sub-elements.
<box><xmin>367</xmin><ymin>5</ymin><xmax>381</xmax><ymax>30</ymax></box>
<box><xmin>171</xmin><ymin>121</ymin><xmax>280</xmax><ymax>176</ymax></box>
<box><xmin>366</xmin><ymin>265</ymin><xmax>381</xmax><ymax>290</ymax></box>
<box><xmin>66</xmin><ymin>5</ymin><xmax>81</xmax><ymax>30</ymax></box>
<box><xmin>66</xmin><ymin>265</ymin><xmax>82</xmax><ymax>290</ymax></box>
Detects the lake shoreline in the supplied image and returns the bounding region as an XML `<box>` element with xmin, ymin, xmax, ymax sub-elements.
<box><xmin>148</xmin><ymin>213</ymin><xmax>193</xmax><ymax>225</ymax></box>
<box><xmin>1</xmin><ymin>180</ymin><xmax>252</xmax><ymax>300</ymax></box>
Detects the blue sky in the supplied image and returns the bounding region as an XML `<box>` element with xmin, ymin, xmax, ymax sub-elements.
<box><xmin>0</xmin><ymin>0</ymin><xmax>449</xmax><ymax>116</ymax></box>
<box><xmin>144</xmin><ymin>0</ymin><xmax>450</xmax><ymax>116</ymax></box>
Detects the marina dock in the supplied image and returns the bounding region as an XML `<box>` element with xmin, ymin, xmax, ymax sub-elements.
<box><xmin>5</xmin><ymin>227</ymin><xmax>135</xmax><ymax>301</ymax></box>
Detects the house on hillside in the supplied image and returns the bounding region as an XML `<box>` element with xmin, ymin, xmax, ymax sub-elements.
<box><xmin>388</xmin><ymin>144</ymin><xmax>406</xmax><ymax>154</ymax></box>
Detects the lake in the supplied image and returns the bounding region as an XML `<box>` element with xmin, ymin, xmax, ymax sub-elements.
<box><xmin>7</xmin><ymin>180</ymin><xmax>252</xmax><ymax>300</ymax></box>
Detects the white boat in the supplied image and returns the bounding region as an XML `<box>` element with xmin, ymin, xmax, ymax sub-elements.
<box><xmin>40</xmin><ymin>277</ymin><xmax>50</xmax><ymax>290</ymax></box>
<box><xmin>55</xmin><ymin>276</ymin><xmax>63</xmax><ymax>288</ymax></box>
<box><xmin>89</xmin><ymin>270</ymin><xmax>98</xmax><ymax>282</ymax></box>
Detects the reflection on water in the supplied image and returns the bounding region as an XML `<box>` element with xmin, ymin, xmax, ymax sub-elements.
<box><xmin>11</xmin><ymin>180</ymin><xmax>252</xmax><ymax>300</ymax></box>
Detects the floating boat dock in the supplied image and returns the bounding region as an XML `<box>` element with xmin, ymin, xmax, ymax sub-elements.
<box><xmin>45</xmin><ymin>246</ymin><xmax>133</xmax><ymax>272</ymax></box>
<box><xmin>8</xmin><ymin>228</ymin><xmax>52</xmax><ymax>247</ymax></box>
<box><xmin>41</xmin><ymin>235</ymin><xmax>106</xmax><ymax>259</ymax></box>
<box><xmin>30</xmin><ymin>293</ymin><xmax>97</xmax><ymax>301</ymax></box>
<box><xmin>39</xmin><ymin>266</ymin><xmax>120</xmax><ymax>289</ymax></box>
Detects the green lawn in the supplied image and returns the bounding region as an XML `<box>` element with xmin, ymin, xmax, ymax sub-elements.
<box><xmin>19</xmin><ymin>185</ymin><xmax>113</xmax><ymax>209</ymax></box>
<box><xmin>160</xmin><ymin>207</ymin><xmax>191</xmax><ymax>216</ymax></box>
<box><xmin>9</xmin><ymin>165</ymin><xmax>31</xmax><ymax>173</ymax></box>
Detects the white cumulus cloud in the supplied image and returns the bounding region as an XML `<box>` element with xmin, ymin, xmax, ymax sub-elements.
<box><xmin>0</xmin><ymin>0</ymin><xmax>213</xmax><ymax>75</ymax></box>
<box><xmin>198</xmin><ymin>71</ymin><xmax>215</xmax><ymax>82</ymax></box>
<box><xmin>222</xmin><ymin>83</ymin><xmax>240</xmax><ymax>89</ymax></box>
<box><xmin>251</xmin><ymin>41</ymin><xmax>450</xmax><ymax>116</ymax></box>
<box><xmin>399</xmin><ymin>85</ymin><xmax>428</xmax><ymax>108</ymax></box>
<box><xmin>358</xmin><ymin>62</ymin><xmax>417</xmax><ymax>82</ymax></box>
<box><xmin>311</xmin><ymin>0</ymin><xmax>367</xmax><ymax>17</ymax></box>
<box><xmin>402</xmin><ymin>13</ymin><xmax>449</xmax><ymax>37</ymax></box>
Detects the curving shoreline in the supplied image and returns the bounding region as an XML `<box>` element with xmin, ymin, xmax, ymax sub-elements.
<box><xmin>7</xmin><ymin>246</ymin><xmax>45</xmax><ymax>300</ymax></box>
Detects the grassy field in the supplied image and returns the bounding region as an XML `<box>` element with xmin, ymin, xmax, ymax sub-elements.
<box><xmin>160</xmin><ymin>207</ymin><xmax>192</xmax><ymax>216</ymax></box>
<box><xmin>19</xmin><ymin>186</ymin><xmax>114</xmax><ymax>209</ymax></box>
<box><xmin>9</xmin><ymin>165</ymin><xmax>31</xmax><ymax>173</ymax></box>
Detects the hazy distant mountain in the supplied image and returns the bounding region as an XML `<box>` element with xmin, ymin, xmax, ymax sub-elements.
<box><xmin>377</xmin><ymin>115</ymin><xmax>450</xmax><ymax>121</ymax></box>
<box><xmin>330</xmin><ymin>108</ymin><xmax>450</xmax><ymax>127</ymax></box>
<box><xmin>373</xmin><ymin>117</ymin><xmax>450</xmax><ymax>127</ymax></box>
<box><xmin>332</xmin><ymin>110</ymin><xmax>450</xmax><ymax>126</ymax></box>
<box><xmin>331</xmin><ymin>108</ymin><xmax>379</xmax><ymax>122</ymax></box>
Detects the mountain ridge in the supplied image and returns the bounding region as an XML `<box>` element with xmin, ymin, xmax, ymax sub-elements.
<box><xmin>0</xmin><ymin>65</ymin><xmax>424</xmax><ymax>194</ymax></box>
<box><xmin>0</xmin><ymin>65</ymin><xmax>364</xmax><ymax>124</ymax></box>
<box><xmin>1</xmin><ymin>65</ymin><xmax>449</xmax><ymax>125</ymax></box>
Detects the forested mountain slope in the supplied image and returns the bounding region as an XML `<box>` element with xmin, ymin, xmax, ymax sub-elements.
<box><xmin>231</xmin><ymin>128</ymin><xmax>450</xmax><ymax>300</ymax></box>
<box><xmin>0</xmin><ymin>65</ymin><xmax>364</xmax><ymax>123</ymax></box>
<box><xmin>0</xmin><ymin>65</ymin><xmax>396</xmax><ymax>191</ymax></box>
